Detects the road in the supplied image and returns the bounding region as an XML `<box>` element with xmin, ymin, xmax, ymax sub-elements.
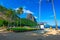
<box><xmin>0</xmin><ymin>30</ymin><xmax>60</xmax><ymax>40</ymax></box>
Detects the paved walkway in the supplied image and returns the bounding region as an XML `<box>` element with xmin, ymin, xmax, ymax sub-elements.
<box><xmin>0</xmin><ymin>29</ymin><xmax>60</xmax><ymax>40</ymax></box>
<box><xmin>0</xmin><ymin>31</ymin><xmax>60</xmax><ymax>40</ymax></box>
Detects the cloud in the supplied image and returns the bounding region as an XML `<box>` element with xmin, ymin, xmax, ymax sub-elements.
<box><xmin>23</xmin><ymin>9</ymin><xmax>33</xmax><ymax>14</ymax></box>
<box><xmin>15</xmin><ymin>8</ymin><xmax>19</xmax><ymax>11</ymax></box>
<box><xmin>34</xmin><ymin>16</ymin><xmax>37</xmax><ymax>19</ymax></box>
<box><xmin>15</xmin><ymin>7</ymin><xmax>33</xmax><ymax>14</ymax></box>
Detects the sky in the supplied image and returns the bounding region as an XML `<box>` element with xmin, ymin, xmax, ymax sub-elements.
<box><xmin>0</xmin><ymin>0</ymin><xmax>60</xmax><ymax>26</ymax></box>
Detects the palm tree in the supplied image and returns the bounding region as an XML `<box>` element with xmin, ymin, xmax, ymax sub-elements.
<box><xmin>17</xmin><ymin>7</ymin><xmax>23</xmax><ymax>27</ymax></box>
<box><xmin>17</xmin><ymin>7</ymin><xmax>23</xmax><ymax>14</ymax></box>
<box><xmin>5</xmin><ymin>9</ymin><xmax>13</xmax><ymax>27</ymax></box>
<box><xmin>6</xmin><ymin>9</ymin><xmax>13</xmax><ymax>17</ymax></box>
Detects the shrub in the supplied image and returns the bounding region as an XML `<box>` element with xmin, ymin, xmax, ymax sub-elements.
<box><xmin>7</xmin><ymin>27</ymin><xmax>39</xmax><ymax>32</ymax></box>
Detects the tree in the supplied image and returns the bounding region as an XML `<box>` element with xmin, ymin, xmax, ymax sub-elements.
<box><xmin>15</xmin><ymin>18</ymin><xmax>37</xmax><ymax>27</ymax></box>
<box><xmin>0</xmin><ymin>19</ymin><xmax>4</xmax><ymax>27</ymax></box>
<box><xmin>17</xmin><ymin>7</ymin><xmax>23</xmax><ymax>27</ymax></box>
<box><xmin>5</xmin><ymin>9</ymin><xmax>13</xmax><ymax>17</ymax></box>
<box><xmin>0</xmin><ymin>5</ymin><xmax>7</xmax><ymax>13</ymax></box>
<box><xmin>17</xmin><ymin>7</ymin><xmax>23</xmax><ymax>14</ymax></box>
<box><xmin>5</xmin><ymin>9</ymin><xmax>14</xmax><ymax>27</ymax></box>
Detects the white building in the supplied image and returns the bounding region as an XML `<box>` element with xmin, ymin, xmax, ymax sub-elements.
<box><xmin>39</xmin><ymin>22</ymin><xmax>45</xmax><ymax>30</ymax></box>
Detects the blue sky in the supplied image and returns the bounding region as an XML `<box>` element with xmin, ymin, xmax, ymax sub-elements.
<box><xmin>0</xmin><ymin>0</ymin><xmax>60</xmax><ymax>26</ymax></box>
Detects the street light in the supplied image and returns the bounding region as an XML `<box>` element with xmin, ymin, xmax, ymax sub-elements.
<box><xmin>51</xmin><ymin>0</ymin><xmax>58</xmax><ymax>30</ymax></box>
<box><xmin>38</xmin><ymin>0</ymin><xmax>42</xmax><ymax>28</ymax></box>
<box><xmin>47</xmin><ymin>0</ymin><xmax>58</xmax><ymax>30</ymax></box>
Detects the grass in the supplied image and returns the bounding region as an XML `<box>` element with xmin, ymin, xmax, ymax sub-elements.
<box><xmin>7</xmin><ymin>27</ymin><xmax>40</xmax><ymax>32</ymax></box>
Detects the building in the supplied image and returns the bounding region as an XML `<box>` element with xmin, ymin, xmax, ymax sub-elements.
<box><xmin>38</xmin><ymin>22</ymin><xmax>45</xmax><ymax>30</ymax></box>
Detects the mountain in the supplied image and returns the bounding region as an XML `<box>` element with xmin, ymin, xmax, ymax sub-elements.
<box><xmin>0</xmin><ymin>5</ymin><xmax>37</xmax><ymax>27</ymax></box>
<box><xmin>26</xmin><ymin>13</ymin><xmax>37</xmax><ymax>22</ymax></box>
<box><xmin>0</xmin><ymin>5</ymin><xmax>19</xmax><ymax>22</ymax></box>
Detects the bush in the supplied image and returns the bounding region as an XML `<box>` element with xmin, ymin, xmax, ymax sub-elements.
<box><xmin>7</xmin><ymin>27</ymin><xmax>39</xmax><ymax>32</ymax></box>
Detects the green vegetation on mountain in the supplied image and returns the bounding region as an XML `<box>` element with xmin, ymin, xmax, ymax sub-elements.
<box><xmin>0</xmin><ymin>5</ymin><xmax>37</xmax><ymax>27</ymax></box>
<box><xmin>15</xmin><ymin>18</ymin><xmax>37</xmax><ymax>27</ymax></box>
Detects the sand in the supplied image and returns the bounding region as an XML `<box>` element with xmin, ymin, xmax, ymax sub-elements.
<box><xmin>44</xmin><ymin>28</ymin><xmax>60</xmax><ymax>35</ymax></box>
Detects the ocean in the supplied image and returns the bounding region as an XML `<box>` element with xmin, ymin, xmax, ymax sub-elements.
<box><xmin>45</xmin><ymin>26</ymin><xmax>60</xmax><ymax>29</ymax></box>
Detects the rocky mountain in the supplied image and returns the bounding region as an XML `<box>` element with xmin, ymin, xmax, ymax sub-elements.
<box><xmin>26</xmin><ymin>13</ymin><xmax>37</xmax><ymax>22</ymax></box>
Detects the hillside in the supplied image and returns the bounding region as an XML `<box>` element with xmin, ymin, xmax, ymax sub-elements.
<box><xmin>0</xmin><ymin>5</ymin><xmax>37</xmax><ymax>27</ymax></box>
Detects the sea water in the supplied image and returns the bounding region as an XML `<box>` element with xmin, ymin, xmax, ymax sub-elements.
<box><xmin>45</xmin><ymin>26</ymin><xmax>60</xmax><ymax>29</ymax></box>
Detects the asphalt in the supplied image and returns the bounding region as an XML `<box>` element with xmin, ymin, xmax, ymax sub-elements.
<box><xmin>0</xmin><ymin>31</ymin><xmax>60</xmax><ymax>40</ymax></box>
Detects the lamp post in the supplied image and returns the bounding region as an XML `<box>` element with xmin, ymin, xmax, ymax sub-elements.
<box><xmin>39</xmin><ymin>0</ymin><xmax>42</xmax><ymax>28</ymax></box>
<box><xmin>47</xmin><ymin>0</ymin><xmax>58</xmax><ymax>30</ymax></box>
<box><xmin>51</xmin><ymin>0</ymin><xmax>58</xmax><ymax>30</ymax></box>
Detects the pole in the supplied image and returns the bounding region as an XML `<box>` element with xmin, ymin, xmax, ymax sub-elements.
<box><xmin>39</xmin><ymin>0</ymin><xmax>41</xmax><ymax>23</ymax></box>
<box><xmin>52</xmin><ymin>0</ymin><xmax>58</xmax><ymax>30</ymax></box>
<box><xmin>39</xmin><ymin>0</ymin><xmax>42</xmax><ymax>28</ymax></box>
